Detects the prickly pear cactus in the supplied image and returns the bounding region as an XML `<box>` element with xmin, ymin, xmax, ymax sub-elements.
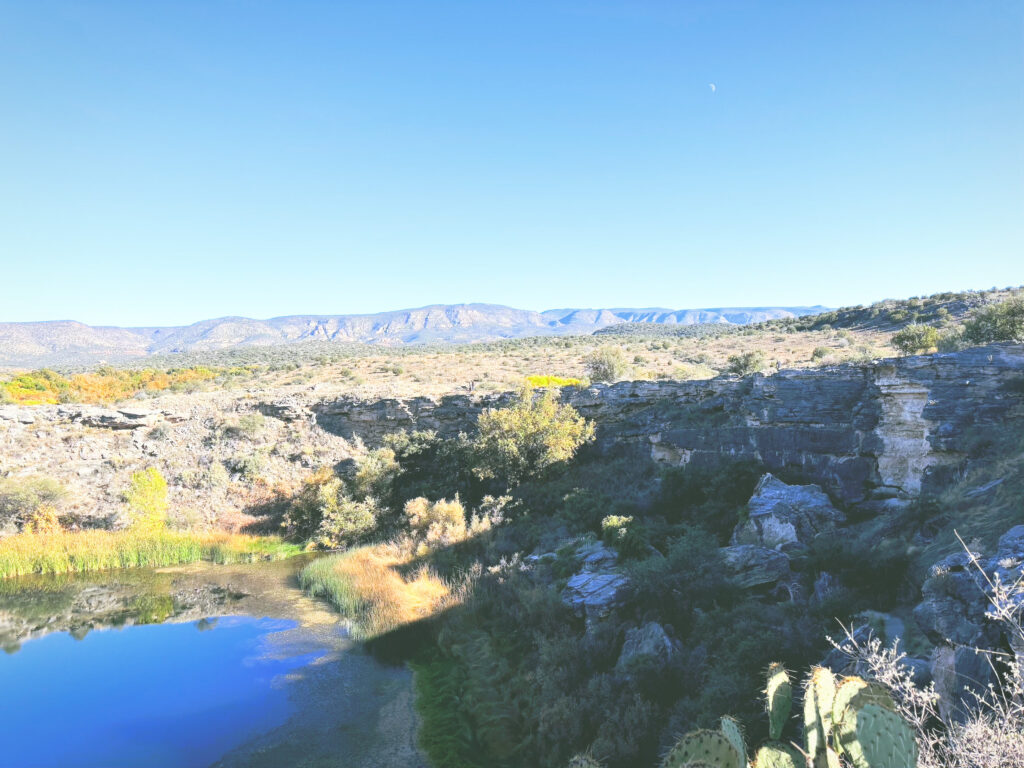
<box><xmin>752</xmin><ymin>742</ymin><xmax>803</xmax><ymax>768</ymax></box>
<box><xmin>660</xmin><ymin>729</ymin><xmax>745</xmax><ymax>768</ymax></box>
<box><xmin>835</xmin><ymin>702</ymin><xmax>918</xmax><ymax>768</ymax></box>
<box><xmin>803</xmin><ymin>666</ymin><xmax>837</xmax><ymax>762</ymax></box>
<box><xmin>831</xmin><ymin>677</ymin><xmax>895</xmax><ymax>729</ymax></box>
<box><xmin>719</xmin><ymin>716</ymin><xmax>747</xmax><ymax>763</ymax></box>
<box><xmin>765</xmin><ymin>663</ymin><xmax>793</xmax><ymax>741</ymax></box>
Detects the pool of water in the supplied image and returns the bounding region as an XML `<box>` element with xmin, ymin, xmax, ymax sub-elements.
<box><xmin>0</xmin><ymin>558</ymin><xmax>427</xmax><ymax>768</ymax></box>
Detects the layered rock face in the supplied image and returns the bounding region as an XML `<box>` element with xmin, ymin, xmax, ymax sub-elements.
<box><xmin>1</xmin><ymin>344</ymin><xmax>1021</xmax><ymax>527</ymax></box>
<box><xmin>316</xmin><ymin>344</ymin><xmax>1024</xmax><ymax>507</ymax></box>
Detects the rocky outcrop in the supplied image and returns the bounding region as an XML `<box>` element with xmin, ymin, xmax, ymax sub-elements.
<box><xmin>313</xmin><ymin>344</ymin><xmax>1024</xmax><ymax>509</ymax></box>
<box><xmin>616</xmin><ymin>622</ymin><xmax>680</xmax><ymax>672</ymax></box>
<box><xmin>2</xmin><ymin>344</ymin><xmax>1022</xmax><ymax>528</ymax></box>
<box><xmin>561</xmin><ymin>542</ymin><xmax>630</xmax><ymax>622</ymax></box>
<box><xmin>720</xmin><ymin>545</ymin><xmax>794</xmax><ymax>593</ymax></box>
<box><xmin>731</xmin><ymin>473</ymin><xmax>845</xmax><ymax>552</ymax></box>
<box><xmin>913</xmin><ymin>525</ymin><xmax>1024</xmax><ymax>720</ymax></box>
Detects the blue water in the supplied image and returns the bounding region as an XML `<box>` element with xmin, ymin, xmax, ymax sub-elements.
<box><xmin>0</xmin><ymin>617</ymin><xmax>320</xmax><ymax>768</ymax></box>
<box><xmin>0</xmin><ymin>561</ymin><xmax>425</xmax><ymax>768</ymax></box>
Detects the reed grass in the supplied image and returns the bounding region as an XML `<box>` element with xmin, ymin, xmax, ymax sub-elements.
<box><xmin>0</xmin><ymin>529</ymin><xmax>301</xmax><ymax>579</ymax></box>
<box><xmin>299</xmin><ymin>542</ymin><xmax>461</xmax><ymax>640</ymax></box>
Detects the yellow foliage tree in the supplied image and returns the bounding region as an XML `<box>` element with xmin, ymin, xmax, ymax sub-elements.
<box><xmin>123</xmin><ymin>467</ymin><xmax>169</xmax><ymax>532</ymax></box>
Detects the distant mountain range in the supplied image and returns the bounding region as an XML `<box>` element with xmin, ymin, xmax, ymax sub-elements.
<box><xmin>0</xmin><ymin>303</ymin><xmax>828</xmax><ymax>367</ymax></box>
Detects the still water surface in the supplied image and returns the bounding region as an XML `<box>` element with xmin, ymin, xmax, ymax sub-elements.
<box><xmin>0</xmin><ymin>558</ymin><xmax>426</xmax><ymax>768</ymax></box>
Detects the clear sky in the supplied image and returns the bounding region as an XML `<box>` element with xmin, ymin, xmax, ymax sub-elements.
<box><xmin>1</xmin><ymin>1</ymin><xmax>1021</xmax><ymax>326</ymax></box>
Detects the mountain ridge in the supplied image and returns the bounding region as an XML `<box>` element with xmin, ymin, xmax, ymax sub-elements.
<box><xmin>0</xmin><ymin>303</ymin><xmax>828</xmax><ymax>367</ymax></box>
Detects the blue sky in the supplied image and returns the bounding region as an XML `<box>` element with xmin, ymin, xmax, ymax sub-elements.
<box><xmin>1</xmin><ymin>1</ymin><xmax>1021</xmax><ymax>326</ymax></box>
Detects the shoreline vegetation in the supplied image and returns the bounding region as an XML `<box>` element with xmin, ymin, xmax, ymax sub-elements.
<box><xmin>298</xmin><ymin>542</ymin><xmax>461</xmax><ymax>641</ymax></box>
<box><xmin>0</xmin><ymin>529</ymin><xmax>300</xmax><ymax>579</ymax></box>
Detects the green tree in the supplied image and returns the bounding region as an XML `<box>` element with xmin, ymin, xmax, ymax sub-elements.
<box><xmin>123</xmin><ymin>467</ymin><xmax>168</xmax><ymax>532</ymax></box>
<box><xmin>962</xmin><ymin>296</ymin><xmax>1024</xmax><ymax>345</ymax></box>
<box><xmin>583</xmin><ymin>346</ymin><xmax>628</xmax><ymax>383</ymax></box>
<box><xmin>726</xmin><ymin>350</ymin><xmax>767</xmax><ymax>375</ymax></box>
<box><xmin>891</xmin><ymin>323</ymin><xmax>942</xmax><ymax>355</ymax></box>
<box><xmin>473</xmin><ymin>387</ymin><xmax>595</xmax><ymax>487</ymax></box>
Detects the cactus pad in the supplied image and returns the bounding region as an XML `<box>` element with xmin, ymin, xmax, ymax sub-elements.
<box><xmin>719</xmin><ymin>716</ymin><xmax>747</xmax><ymax>763</ymax></box>
<box><xmin>831</xmin><ymin>677</ymin><xmax>894</xmax><ymax>729</ymax></box>
<box><xmin>752</xmin><ymin>742</ymin><xmax>803</xmax><ymax>768</ymax></box>
<box><xmin>835</xmin><ymin>702</ymin><xmax>917</xmax><ymax>768</ymax></box>
<box><xmin>660</xmin><ymin>729</ymin><xmax>745</xmax><ymax>768</ymax></box>
<box><xmin>766</xmin><ymin>663</ymin><xmax>793</xmax><ymax>741</ymax></box>
<box><xmin>804</xmin><ymin>666</ymin><xmax>837</xmax><ymax>760</ymax></box>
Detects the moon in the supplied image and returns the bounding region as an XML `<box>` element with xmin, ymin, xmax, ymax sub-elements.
<box><xmin>709</xmin><ymin>83</ymin><xmax>717</xmax><ymax>93</ymax></box>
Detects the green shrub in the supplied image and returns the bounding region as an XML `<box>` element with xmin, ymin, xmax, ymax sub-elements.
<box><xmin>601</xmin><ymin>514</ymin><xmax>648</xmax><ymax>558</ymax></box>
<box><xmin>962</xmin><ymin>296</ymin><xmax>1024</xmax><ymax>344</ymax></box>
<box><xmin>226</xmin><ymin>453</ymin><xmax>265</xmax><ymax>481</ymax></box>
<box><xmin>726</xmin><ymin>350</ymin><xmax>767</xmax><ymax>376</ymax></box>
<box><xmin>353</xmin><ymin>446</ymin><xmax>400</xmax><ymax>500</ymax></box>
<box><xmin>583</xmin><ymin>346</ymin><xmax>628</xmax><ymax>383</ymax></box>
<box><xmin>383</xmin><ymin>430</ymin><xmax>481</xmax><ymax>508</ymax></box>
<box><xmin>811</xmin><ymin>346</ymin><xmax>831</xmax><ymax>361</ymax></box>
<box><xmin>891</xmin><ymin>323</ymin><xmax>942</xmax><ymax>355</ymax></box>
<box><xmin>283</xmin><ymin>469</ymin><xmax>377</xmax><ymax>548</ymax></box>
<box><xmin>473</xmin><ymin>387</ymin><xmax>595</xmax><ymax>487</ymax></box>
<box><xmin>0</xmin><ymin>477</ymin><xmax>66</xmax><ymax>532</ymax></box>
<box><xmin>314</xmin><ymin>495</ymin><xmax>378</xmax><ymax>549</ymax></box>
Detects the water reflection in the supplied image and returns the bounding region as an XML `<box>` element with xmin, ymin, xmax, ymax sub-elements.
<box><xmin>0</xmin><ymin>559</ymin><xmax>427</xmax><ymax>768</ymax></box>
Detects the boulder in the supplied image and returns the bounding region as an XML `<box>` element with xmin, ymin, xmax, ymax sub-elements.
<box><xmin>720</xmin><ymin>545</ymin><xmax>793</xmax><ymax>590</ymax></box>
<box><xmin>913</xmin><ymin>525</ymin><xmax>1024</xmax><ymax>720</ymax></box>
<box><xmin>731</xmin><ymin>474</ymin><xmax>845</xmax><ymax>552</ymax></box>
<box><xmin>913</xmin><ymin>527</ymin><xmax>1024</xmax><ymax>648</ymax></box>
<box><xmin>615</xmin><ymin>622</ymin><xmax>679</xmax><ymax>672</ymax></box>
<box><xmin>930</xmin><ymin>644</ymin><xmax>998</xmax><ymax>723</ymax></box>
<box><xmin>561</xmin><ymin>542</ymin><xmax>629</xmax><ymax>621</ymax></box>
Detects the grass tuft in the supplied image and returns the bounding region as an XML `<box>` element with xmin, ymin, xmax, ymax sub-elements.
<box><xmin>299</xmin><ymin>542</ymin><xmax>460</xmax><ymax>640</ymax></box>
<box><xmin>0</xmin><ymin>529</ymin><xmax>300</xmax><ymax>579</ymax></box>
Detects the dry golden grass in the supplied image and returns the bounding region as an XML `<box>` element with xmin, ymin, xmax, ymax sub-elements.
<box><xmin>299</xmin><ymin>541</ymin><xmax>462</xmax><ymax>639</ymax></box>
<box><xmin>266</xmin><ymin>326</ymin><xmax>893</xmax><ymax>401</ymax></box>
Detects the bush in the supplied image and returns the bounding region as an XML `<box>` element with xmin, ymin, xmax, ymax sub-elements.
<box><xmin>383</xmin><ymin>430</ymin><xmax>481</xmax><ymax>508</ymax></box>
<box><xmin>583</xmin><ymin>346</ymin><xmax>628</xmax><ymax>383</ymax></box>
<box><xmin>811</xmin><ymin>346</ymin><xmax>831</xmax><ymax>361</ymax></box>
<box><xmin>962</xmin><ymin>296</ymin><xmax>1024</xmax><ymax>345</ymax></box>
<box><xmin>405</xmin><ymin>496</ymin><xmax>467</xmax><ymax>549</ymax></box>
<box><xmin>122</xmin><ymin>467</ymin><xmax>168</xmax><ymax>532</ymax></box>
<box><xmin>226</xmin><ymin>453</ymin><xmax>265</xmax><ymax>482</ymax></box>
<box><xmin>473</xmin><ymin>387</ymin><xmax>595</xmax><ymax>487</ymax></box>
<box><xmin>0</xmin><ymin>476</ymin><xmax>65</xmax><ymax>532</ymax></box>
<box><xmin>314</xmin><ymin>495</ymin><xmax>378</xmax><ymax>550</ymax></box>
<box><xmin>353</xmin><ymin>446</ymin><xmax>400</xmax><ymax>500</ymax></box>
<box><xmin>891</xmin><ymin>323</ymin><xmax>942</xmax><ymax>355</ymax></box>
<box><xmin>601</xmin><ymin>514</ymin><xmax>648</xmax><ymax>558</ymax></box>
<box><xmin>283</xmin><ymin>469</ymin><xmax>377</xmax><ymax>548</ymax></box>
<box><xmin>726</xmin><ymin>350</ymin><xmax>767</xmax><ymax>376</ymax></box>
